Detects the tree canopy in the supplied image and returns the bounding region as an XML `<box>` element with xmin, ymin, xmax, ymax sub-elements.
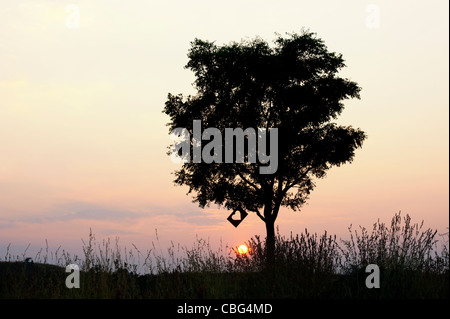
<box><xmin>164</xmin><ymin>31</ymin><xmax>366</xmax><ymax>262</ymax></box>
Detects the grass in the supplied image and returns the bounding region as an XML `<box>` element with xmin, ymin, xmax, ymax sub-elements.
<box><xmin>0</xmin><ymin>212</ymin><xmax>448</xmax><ymax>299</ymax></box>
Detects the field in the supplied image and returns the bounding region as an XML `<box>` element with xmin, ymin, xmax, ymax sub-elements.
<box><xmin>1</xmin><ymin>213</ymin><xmax>448</xmax><ymax>299</ymax></box>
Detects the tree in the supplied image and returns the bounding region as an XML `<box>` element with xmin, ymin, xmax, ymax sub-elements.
<box><xmin>164</xmin><ymin>31</ymin><xmax>366</xmax><ymax>265</ymax></box>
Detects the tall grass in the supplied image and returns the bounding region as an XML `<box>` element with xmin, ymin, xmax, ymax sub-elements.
<box><xmin>0</xmin><ymin>212</ymin><xmax>448</xmax><ymax>298</ymax></box>
<box><xmin>335</xmin><ymin>212</ymin><xmax>449</xmax><ymax>298</ymax></box>
<box><xmin>340</xmin><ymin>212</ymin><xmax>449</xmax><ymax>274</ymax></box>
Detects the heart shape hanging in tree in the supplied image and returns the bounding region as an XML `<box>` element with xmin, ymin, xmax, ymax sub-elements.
<box><xmin>227</xmin><ymin>207</ymin><xmax>248</xmax><ymax>228</ymax></box>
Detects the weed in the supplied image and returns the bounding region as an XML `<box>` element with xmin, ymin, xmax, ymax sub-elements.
<box><xmin>0</xmin><ymin>212</ymin><xmax>448</xmax><ymax>298</ymax></box>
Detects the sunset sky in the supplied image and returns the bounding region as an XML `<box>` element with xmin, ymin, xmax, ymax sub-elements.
<box><xmin>0</xmin><ymin>0</ymin><xmax>448</xmax><ymax>259</ymax></box>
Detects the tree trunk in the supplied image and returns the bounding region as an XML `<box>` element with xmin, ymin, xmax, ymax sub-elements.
<box><xmin>265</xmin><ymin>217</ymin><xmax>275</xmax><ymax>267</ymax></box>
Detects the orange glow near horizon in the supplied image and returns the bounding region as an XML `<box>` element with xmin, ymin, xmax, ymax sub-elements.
<box><xmin>0</xmin><ymin>1</ymin><xmax>448</xmax><ymax>259</ymax></box>
<box><xmin>238</xmin><ymin>244</ymin><xmax>249</xmax><ymax>255</ymax></box>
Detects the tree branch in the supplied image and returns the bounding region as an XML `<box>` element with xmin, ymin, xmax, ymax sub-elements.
<box><xmin>237</xmin><ymin>171</ymin><xmax>260</xmax><ymax>192</ymax></box>
<box><xmin>239</xmin><ymin>206</ymin><xmax>265</xmax><ymax>222</ymax></box>
<box><xmin>249</xmin><ymin>208</ymin><xmax>266</xmax><ymax>222</ymax></box>
<box><xmin>283</xmin><ymin>167</ymin><xmax>312</xmax><ymax>194</ymax></box>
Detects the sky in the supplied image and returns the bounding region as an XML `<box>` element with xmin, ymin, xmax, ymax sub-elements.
<box><xmin>0</xmin><ymin>0</ymin><xmax>448</xmax><ymax>260</ymax></box>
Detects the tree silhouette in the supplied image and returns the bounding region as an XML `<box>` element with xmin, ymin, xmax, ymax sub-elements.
<box><xmin>164</xmin><ymin>31</ymin><xmax>366</xmax><ymax>264</ymax></box>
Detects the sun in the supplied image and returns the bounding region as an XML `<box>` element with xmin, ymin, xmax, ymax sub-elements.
<box><xmin>237</xmin><ymin>244</ymin><xmax>249</xmax><ymax>255</ymax></box>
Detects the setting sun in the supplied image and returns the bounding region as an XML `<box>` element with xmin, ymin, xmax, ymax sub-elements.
<box><xmin>237</xmin><ymin>244</ymin><xmax>249</xmax><ymax>255</ymax></box>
